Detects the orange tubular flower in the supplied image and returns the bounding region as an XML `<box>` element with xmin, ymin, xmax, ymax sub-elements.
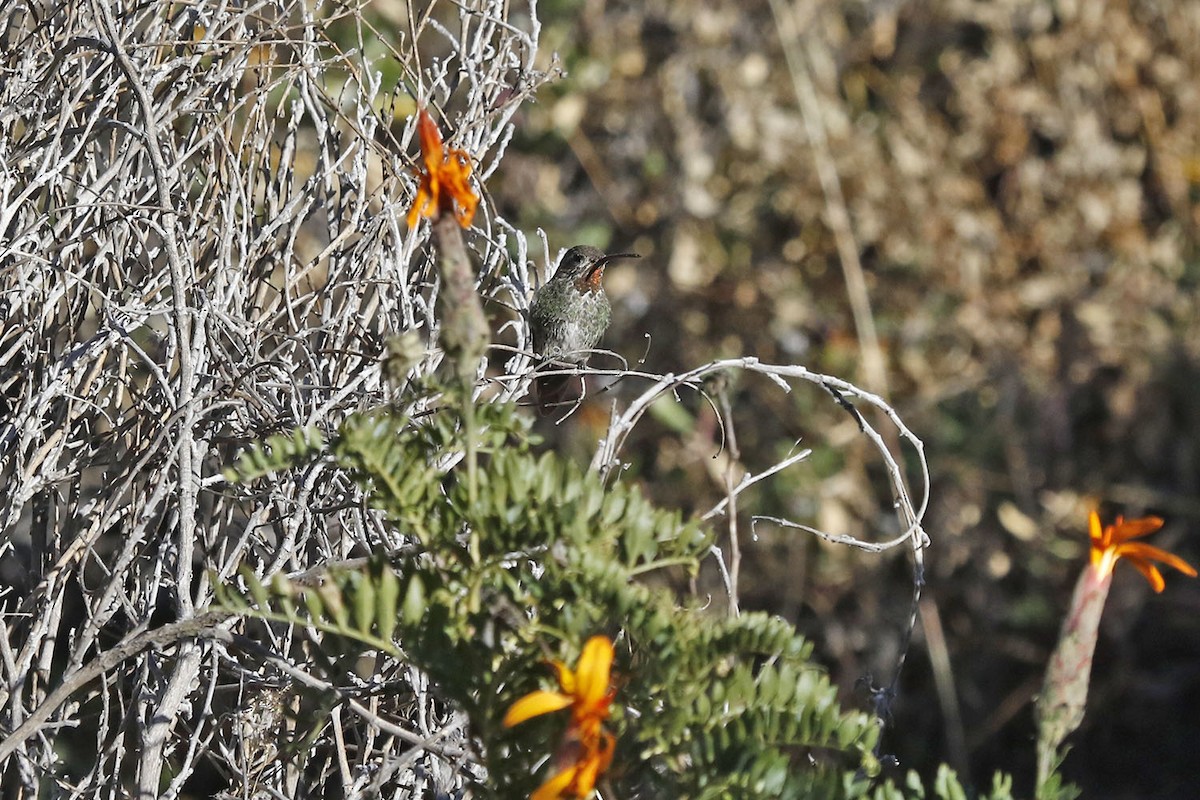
<box><xmin>406</xmin><ymin>108</ymin><xmax>479</xmax><ymax>228</ymax></box>
<box><xmin>1037</xmin><ymin>510</ymin><xmax>1197</xmax><ymax>784</ymax></box>
<box><xmin>503</xmin><ymin>635</ymin><xmax>617</xmax><ymax>800</ymax></box>
<box><xmin>1089</xmin><ymin>510</ymin><xmax>1197</xmax><ymax>593</ymax></box>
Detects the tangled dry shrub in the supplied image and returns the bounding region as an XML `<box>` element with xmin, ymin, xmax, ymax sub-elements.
<box><xmin>0</xmin><ymin>0</ymin><xmax>552</xmax><ymax>794</ymax></box>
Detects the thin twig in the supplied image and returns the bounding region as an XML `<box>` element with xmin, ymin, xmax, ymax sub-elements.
<box><xmin>717</xmin><ymin>381</ymin><xmax>743</xmax><ymax>616</ymax></box>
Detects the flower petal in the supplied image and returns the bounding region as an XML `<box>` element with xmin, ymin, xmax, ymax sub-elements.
<box><xmin>574</xmin><ymin>636</ymin><xmax>614</xmax><ymax>708</ymax></box>
<box><xmin>1108</xmin><ymin>515</ymin><xmax>1164</xmax><ymax>544</ymax></box>
<box><xmin>503</xmin><ymin>690</ymin><xmax>573</xmax><ymax>728</ymax></box>
<box><xmin>547</xmin><ymin>659</ymin><xmax>576</xmax><ymax>695</ymax></box>
<box><xmin>570</xmin><ymin>754</ymin><xmax>602</xmax><ymax>797</ymax></box>
<box><xmin>1117</xmin><ymin>542</ymin><xmax>1198</xmax><ymax>577</ymax></box>
<box><xmin>560</xmin><ymin>728</ymin><xmax>613</xmax><ymax>799</ymax></box>
<box><xmin>405</xmin><ymin>179</ymin><xmax>435</xmax><ymax>227</ymax></box>
<box><xmin>444</xmin><ymin>152</ymin><xmax>478</xmax><ymax>227</ymax></box>
<box><xmin>416</xmin><ymin>108</ymin><xmax>444</xmax><ymax>174</ymax></box>
<box><xmin>530</xmin><ymin>762</ymin><xmax>579</xmax><ymax>800</ymax></box>
<box><xmin>1124</xmin><ymin>557</ymin><xmax>1166</xmax><ymax>593</ymax></box>
<box><xmin>1089</xmin><ymin>510</ymin><xmax>1109</xmax><ymax>569</ymax></box>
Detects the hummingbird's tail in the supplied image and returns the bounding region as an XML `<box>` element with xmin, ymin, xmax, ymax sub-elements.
<box><xmin>533</xmin><ymin>365</ymin><xmax>586</xmax><ymax>416</ymax></box>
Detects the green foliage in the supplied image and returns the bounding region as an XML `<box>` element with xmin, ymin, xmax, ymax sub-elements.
<box><xmin>854</xmin><ymin>766</ymin><xmax>1016</xmax><ymax>800</ymax></box>
<box><xmin>212</xmin><ymin>560</ymin><xmax>402</xmax><ymax>663</ymax></box>
<box><xmin>218</xmin><ymin>395</ymin><xmax>1021</xmax><ymax>798</ymax></box>
<box><xmin>222</xmin><ymin>425</ymin><xmax>324</xmax><ymax>483</ymax></box>
<box><xmin>1034</xmin><ymin>748</ymin><xmax>1082</xmax><ymax>800</ymax></box>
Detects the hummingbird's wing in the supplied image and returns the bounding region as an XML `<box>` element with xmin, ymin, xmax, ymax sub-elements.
<box><xmin>530</xmin><ymin>310</ymin><xmax>548</xmax><ymax>357</ymax></box>
<box><xmin>529</xmin><ymin>282</ymin><xmax>574</xmax><ymax>363</ymax></box>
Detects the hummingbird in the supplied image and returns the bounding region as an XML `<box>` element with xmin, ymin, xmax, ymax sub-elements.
<box><xmin>529</xmin><ymin>245</ymin><xmax>640</xmax><ymax>413</ymax></box>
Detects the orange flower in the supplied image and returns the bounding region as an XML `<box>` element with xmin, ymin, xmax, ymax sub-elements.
<box><xmin>1037</xmin><ymin>510</ymin><xmax>1196</xmax><ymax>784</ymax></box>
<box><xmin>1089</xmin><ymin>510</ymin><xmax>1196</xmax><ymax>593</ymax></box>
<box><xmin>406</xmin><ymin>108</ymin><xmax>479</xmax><ymax>228</ymax></box>
<box><xmin>504</xmin><ymin>635</ymin><xmax>617</xmax><ymax>800</ymax></box>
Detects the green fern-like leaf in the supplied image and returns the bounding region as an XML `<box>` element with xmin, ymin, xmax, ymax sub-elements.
<box><xmin>223</xmin><ymin>425</ymin><xmax>324</xmax><ymax>483</ymax></box>
<box><xmin>219</xmin><ymin>398</ymin><xmax>1017</xmax><ymax>800</ymax></box>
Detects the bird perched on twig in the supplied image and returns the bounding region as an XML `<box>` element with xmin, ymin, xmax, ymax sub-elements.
<box><xmin>529</xmin><ymin>245</ymin><xmax>639</xmax><ymax>414</ymax></box>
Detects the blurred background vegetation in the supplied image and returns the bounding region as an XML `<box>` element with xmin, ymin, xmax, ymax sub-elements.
<box><xmin>477</xmin><ymin>1</ymin><xmax>1200</xmax><ymax>796</ymax></box>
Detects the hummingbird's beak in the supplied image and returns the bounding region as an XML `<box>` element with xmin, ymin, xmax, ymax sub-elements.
<box><xmin>587</xmin><ymin>252</ymin><xmax>640</xmax><ymax>281</ymax></box>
